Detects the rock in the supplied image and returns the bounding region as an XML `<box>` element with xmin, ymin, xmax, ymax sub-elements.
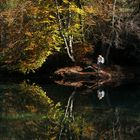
<box><xmin>53</xmin><ymin>64</ymin><xmax>135</xmax><ymax>88</ymax></box>
<box><xmin>82</xmin><ymin>66</ymin><xmax>96</xmax><ymax>72</ymax></box>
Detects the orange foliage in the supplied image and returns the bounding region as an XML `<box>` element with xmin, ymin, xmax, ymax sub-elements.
<box><xmin>73</xmin><ymin>43</ymin><xmax>94</xmax><ymax>63</ymax></box>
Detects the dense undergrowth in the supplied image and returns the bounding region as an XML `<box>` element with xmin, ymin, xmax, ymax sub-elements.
<box><xmin>0</xmin><ymin>0</ymin><xmax>139</xmax><ymax>74</ymax></box>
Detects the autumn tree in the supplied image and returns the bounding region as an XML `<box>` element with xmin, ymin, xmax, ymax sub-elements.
<box><xmin>0</xmin><ymin>0</ymin><xmax>61</xmax><ymax>73</ymax></box>
<box><xmin>0</xmin><ymin>0</ymin><xmax>139</xmax><ymax>73</ymax></box>
<box><xmin>83</xmin><ymin>0</ymin><xmax>140</xmax><ymax>64</ymax></box>
<box><xmin>0</xmin><ymin>0</ymin><xmax>88</xmax><ymax>73</ymax></box>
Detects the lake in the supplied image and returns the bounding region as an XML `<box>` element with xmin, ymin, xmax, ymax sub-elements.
<box><xmin>0</xmin><ymin>76</ymin><xmax>140</xmax><ymax>140</ymax></box>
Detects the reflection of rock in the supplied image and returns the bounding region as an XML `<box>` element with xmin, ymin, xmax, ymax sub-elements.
<box><xmin>54</xmin><ymin>66</ymin><xmax>97</xmax><ymax>81</ymax></box>
<box><xmin>53</xmin><ymin>64</ymin><xmax>134</xmax><ymax>88</ymax></box>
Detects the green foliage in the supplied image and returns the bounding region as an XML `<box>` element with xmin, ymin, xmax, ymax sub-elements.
<box><xmin>0</xmin><ymin>0</ymin><xmax>19</xmax><ymax>10</ymax></box>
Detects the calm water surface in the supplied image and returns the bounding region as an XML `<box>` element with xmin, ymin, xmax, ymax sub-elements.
<box><xmin>0</xmin><ymin>77</ymin><xmax>140</xmax><ymax>140</ymax></box>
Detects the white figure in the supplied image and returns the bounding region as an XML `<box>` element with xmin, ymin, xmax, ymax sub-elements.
<box><xmin>97</xmin><ymin>55</ymin><xmax>105</xmax><ymax>65</ymax></box>
<box><xmin>97</xmin><ymin>89</ymin><xmax>105</xmax><ymax>100</ymax></box>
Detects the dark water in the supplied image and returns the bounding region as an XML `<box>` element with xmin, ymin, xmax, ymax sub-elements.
<box><xmin>0</xmin><ymin>77</ymin><xmax>140</xmax><ymax>140</ymax></box>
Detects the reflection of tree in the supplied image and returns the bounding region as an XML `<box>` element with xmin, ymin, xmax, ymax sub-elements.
<box><xmin>57</xmin><ymin>86</ymin><xmax>140</xmax><ymax>140</ymax></box>
<box><xmin>0</xmin><ymin>82</ymin><xmax>89</xmax><ymax>140</ymax></box>
<box><xmin>74</xmin><ymin>106</ymin><xmax>140</xmax><ymax>140</ymax></box>
<box><xmin>0</xmin><ymin>81</ymin><xmax>140</xmax><ymax>140</ymax></box>
<box><xmin>63</xmin><ymin>88</ymin><xmax>77</xmax><ymax>121</ymax></box>
<box><xmin>0</xmin><ymin>81</ymin><xmax>63</xmax><ymax>139</ymax></box>
<box><xmin>58</xmin><ymin>87</ymin><xmax>82</xmax><ymax>140</ymax></box>
<box><xmin>111</xmin><ymin>108</ymin><xmax>140</xmax><ymax>140</ymax></box>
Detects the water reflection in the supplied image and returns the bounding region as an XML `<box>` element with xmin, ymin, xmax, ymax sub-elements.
<box><xmin>0</xmin><ymin>82</ymin><xmax>64</xmax><ymax>139</ymax></box>
<box><xmin>97</xmin><ymin>89</ymin><xmax>105</xmax><ymax>100</ymax></box>
<box><xmin>0</xmin><ymin>81</ymin><xmax>140</xmax><ymax>140</ymax></box>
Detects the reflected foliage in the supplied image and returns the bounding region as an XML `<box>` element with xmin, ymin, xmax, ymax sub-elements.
<box><xmin>0</xmin><ymin>81</ymin><xmax>140</xmax><ymax>139</ymax></box>
<box><xmin>55</xmin><ymin>85</ymin><xmax>140</xmax><ymax>140</ymax></box>
<box><xmin>0</xmin><ymin>82</ymin><xmax>63</xmax><ymax>139</ymax></box>
<box><xmin>0</xmin><ymin>82</ymin><xmax>88</xmax><ymax>139</ymax></box>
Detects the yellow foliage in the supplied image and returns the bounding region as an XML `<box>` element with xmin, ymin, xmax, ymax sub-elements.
<box><xmin>70</xmin><ymin>5</ymin><xmax>85</xmax><ymax>15</ymax></box>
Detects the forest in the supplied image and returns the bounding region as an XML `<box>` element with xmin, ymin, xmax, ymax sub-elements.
<box><xmin>0</xmin><ymin>0</ymin><xmax>139</xmax><ymax>75</ymax></box>
<box><xmin>0</xmin><ymin>1</ymin><xmax>140</xmax><ymax>140</ymax></box>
